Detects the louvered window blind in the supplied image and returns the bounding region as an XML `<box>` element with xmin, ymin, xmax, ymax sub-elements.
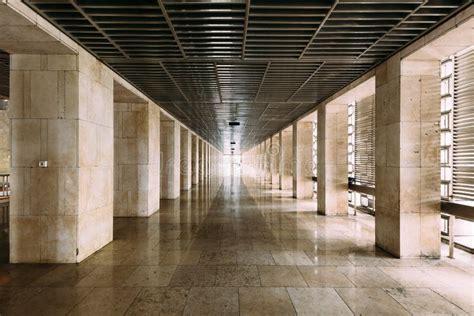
<box><xmin>452</xmin><ymin>48</ymin><xmax>474</xmax><ymax>200</ymax></box>
<box><xmin>354</xmin><ymin>95</ymin><xmax>375</xmax><ymax>187</ymax></box>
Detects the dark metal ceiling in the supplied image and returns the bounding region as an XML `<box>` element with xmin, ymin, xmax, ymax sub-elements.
<box><xmin>23</xmin><ymin>0</ymin><xmax>470</xmax><ymax>152</ymax></box>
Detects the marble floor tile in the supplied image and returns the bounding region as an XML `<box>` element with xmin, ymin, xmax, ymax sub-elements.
<box><xmin>68</xmin><ymin>287</ymin><xmax>141</xmax><ymax>316</ymax></box>
<box><xmin>272</xmin><ymin>250</ymin><xmax>315</xmax><ymax>265</ymax></box>
<box><xmin>30</xmin><ymin>264</ymin><xmax>97</xmax><ymax>287</ymax></box>
<box><xmin>287</xmin><ymin>287</ymin><xmax>353</xmax><ymax>315</ymax></box>
<box><xmin>0</xmin><ymin>287</ymin><xmax>44</xmax><ymax>315</ymax></box>
<box><xmin>216</xmin><ymin>265</ymin><xmax>260</xmax><ymax>287</ymax></box>
<box><xmin>385</xmin><ymin>288</ymin><xmax>467</xmax><ymax>315</ymax></box>
<box><xmin>379</xmin><ymin>266</ymin><xmax>443</xmax><ymax>288</ymax></box>
<box><xmin>341</xmin><ymin>266</ymin><xmax>401</xmax><ymax>288</ymax></box>
<box><xmin>258</xmin><ymin>265</ymin><xmax>307</xmax><ymax>287</ymax></box>
<box><xmin>125</xmin><ymin>287</ymin><xmax>189</xmax><ymax>315</ymax></box>
<box><xmin>239</xmin><ymin>287</ymin><xmax>296</xmax><ymax>316</ymax></box>
<box><xmin>75</xmin><ymin>265</ymin><xmax>138</xmax><ymax>287</ymax></box>
<box><xmin>298</xmin><ymin>266</ymin><xmax>355</xmax><ymax>288</ymax></box>
<box><xmin>169</xmin><ymin>265</ymin><xmax>217</xmax><ymax>287</ymax></box>
<box><xmin>159</xmin><ymin>250</ymin><xmax>202</xmax><ymax>265</ymax></box>
<box><xmin>431</xmin><ymin>286</ymin><xmax>474</xmax><ymax>314</ymax></box>
<box><xmin>236</xmin><ymin>250</ymin><xmax>276</xmax><ymax>265</ymax></box>
<box><xmin>183</xmin><ymin>287</ymin><xmax>239</xmax><ymax>315</ymax></box>
<box><xmin>336</xmin><ymin>288</ymin><xmax>411</xmax><ymax>315</ymax></box>
<box><xmin>10</xmin><ymin>287</ymin><xmax>93</xmax><ymax>315</ymax></box>
<box><xmin>122</xmin><ymin>265</ymin><xmax>176</xmax><ymax>286</ymax></box>
<box><xmin>199</xmin><ymin>250</ymin><xmax>237</xmax><ymax>265</ymax></box>
<box><xmin>304</xmin><ymin>252</ymin><xmax>353</xmax><ymax>266</ymax></box>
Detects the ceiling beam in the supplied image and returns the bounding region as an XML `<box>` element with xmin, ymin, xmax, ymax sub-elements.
<box><xmin>157</xmin><ymin>0</ymin><xmax>187</xmax><ymax>58</ymax></box>
<box><xmin>103</xmin><ymin>56</ymin><xmax>376</xmax><ymax>64</ymax></box>
<box><xmin>357</xmin><ymin>0</ymin><xmax>428</xmax><ymax>58</ymax></box>
<box><xmin>159</xmin><ymin>61</ymin><xmax>190</xmax><ymax>102</ymax></box>
<box><xmin>242</xmin><ymin>0</ymin><xmax>251</xmax><ymax>59</ymax></box>
<box><xmin>286</xmin><ymin>63</ymin><xmax>325</xmax><ymax>102</ymax></box>
<box><xmin>254</xmin><ymin>61</ymin><xmax>271</xmax><ymax>102</ymax></box>
<box><xmin>214</xmin><ymin>62</ymin><xmax>223</xmax><ymax>103</ymax></box>
<box><xmin>69</xmin><ymin>0</ymin><xmax>130</xmax><ymax>59</ymax></box>
<box><xmin>299</xmin><ymin>0</ymin><xmax>339</xmax><ymax>60</ymax></box>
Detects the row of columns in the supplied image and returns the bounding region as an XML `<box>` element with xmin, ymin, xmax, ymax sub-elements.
<box><xmin>8</xmin><ymin>52</ymin><xmax>223</xmax><ymax>263</ymax></box>
<box><xmin>243</xmin><ymin>9</ymin><xmax>474</xmax><ymax>258</ymax></box>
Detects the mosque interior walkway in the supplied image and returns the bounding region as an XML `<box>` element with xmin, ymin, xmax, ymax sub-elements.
<box><xmin>0</xmin><ymin>175</ymin><xmax>473</xmax><ymax>315</ymax></box>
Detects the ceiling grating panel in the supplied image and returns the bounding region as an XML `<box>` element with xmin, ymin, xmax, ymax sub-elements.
<box><xmin>21</xmin><ymin>0</ymin><xmax>470</xmax><ymax>152</ymax></box>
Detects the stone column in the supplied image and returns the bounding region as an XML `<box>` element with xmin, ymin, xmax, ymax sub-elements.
<box><xmin>279</xmin><ymin>129</ymin><xmax>292</xmax><ymax>190</ymax></box>
<box><xmin>113</xmin><ymin>101</ymin><xmax>160</xmax><ymax>217</ymax></box>
<box><xmin>317</xmin><ymin>103</ymin><xmax>348</xmax><ymax>215</ymax></box>
<box><xmin>292</xmin><ymin>121</ymin><xmax>313</xmax><ymax>199</ymax></box>
<box><xmin>271</xmin><ymin>134</ymin><xmax>280</xmax><ymax>185</ymax></box>
<box><xmin>200</xmin><ymin>139</ymin><xmax>205</xmax><ymax>182</ymax></box>
<box><xmin>264</xmin><ymin>138</ymin><xmax>272</xmax><ymax>183</ymax></box>
<box><xmin>206</xmin><ymin>144</ymin><xmax>210</xmax><ymax>178</ymax></box>
<box><xmin>180</xmin><ymin>128</ymin><xmax>192</xmax><ymax>191</ymax></box>
<box><xmin>191</xmin><ymin>134</ymin><xmax>199</xmax><ymax>185</ymax></box>
<box><xmin>9</xmin><ymin>53</ymin><xmax>113</xmax><ymax>263</ymax></box>
<box><xmin>160</xmin><ymin>118</ymin><xmax>180</xmax><ymax>199</ymax></box>
<box><xmin>0</xmin><ymin>104</ymin><xmax>9</xmax><ymax>173</ymax></box>
<box><xmin>375</xmin><ymin>54</ymin><xmax>440</xmax><ymax>258</ymax></box>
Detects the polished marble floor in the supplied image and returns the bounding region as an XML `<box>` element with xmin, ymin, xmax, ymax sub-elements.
<box><xmin>0</xmin><ymin>175</ymin><xmax>473</xmax><ymax>315</ymax></box>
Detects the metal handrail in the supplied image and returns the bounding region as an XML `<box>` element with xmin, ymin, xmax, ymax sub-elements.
<box><xmin>0</xmin><ymin>173</ymin><xmax>10</xmax><ymax>198</ymax></box>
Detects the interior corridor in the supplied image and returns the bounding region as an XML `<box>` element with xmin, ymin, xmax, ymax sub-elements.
<box><xmin>0</xmin><ymin>174</ymin><xmax>472</xmax><ymax>315</ymax></box>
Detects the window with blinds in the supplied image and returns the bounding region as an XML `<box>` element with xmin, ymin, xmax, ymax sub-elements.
<box><xmin>354</xmin><ymin>95</ymin><xmax>376</xmax><ymax>187</ymax></box>
<box><xmin>452</xmin><ymin>47</ymin><xmax>474</xmax><ymax>201</ymax></box>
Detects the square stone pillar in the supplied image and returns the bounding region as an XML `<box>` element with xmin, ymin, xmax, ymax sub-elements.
<box><xmin>113</xmin><ymin>101</ymin><xmax>160</xmax><ymax>217</ymax></box>
<box><xmin>292</xmin><ymin>121</ymin><xmax>313</xmax><ymax>199</ymax></box>
<box><xmin>279</xmin><ymin>129</ymin><xmax>292</xmax><ymax>190</ymax></box>
<box><xmin>160</xmin><ymin>118</ymin><xmax>180</xmax><ymax>199</ymax></box>
<box><xmin>264</xmin><ymin>138</ymin><xmax>272</xmax><ymax>182</ymax></box>
<box><xmin>0</xmin><ymin>106</ymin><xmax>9</xmax><ymax>173</ymax></box>
<box><xmin>191</xmin><ymin>134</ymin><xmax>199</xmax><ymax>185</ymax></box>
<box><xmin>317</xmin><ymin>103</ymin><xmax>348</xmax><ymax>215</ymax></box>
<box><xmin>180</xmin><ymin>128</ymin><xmax>192</xmax><ymax>190</ymax></box>
<box><xmin>375</xmin><ymin>54</ymin><xmax>440</xmax><ymax>258</ymax></box>
<box><xmin>9</xmin><ymin>53</ymin><xmax>113</xmax><ymax>263</ymax></box>
<box><xmin>206</xmin><ymin>143</ymin><xmax>210</xmax><ymax>178</ymax></box>
<box><xmin>271</xmin><ymin>134</ymin><xmax>280</xmax><ymax>185</ymax></box>
<box><xmin>200</xmin><ymin>139</ymin><xmax>205</xmax><ymax>182</ymax></box>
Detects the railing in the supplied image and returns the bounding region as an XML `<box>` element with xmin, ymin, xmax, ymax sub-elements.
<box><xmin>441</xmin><ymin>200</ymin><xmax>474</xmax><ymax>258</ymax></box>
<box><xmin>0</xmin><ymin>174</ymin><xmax>10</xmax><ymax>198</ymax></box>
<box><xmin>0</xmin><ymin>174</ymin><xmax>9</xmax><ymax>227</ymax></box>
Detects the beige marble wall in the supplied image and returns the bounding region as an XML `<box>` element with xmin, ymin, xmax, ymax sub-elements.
<box><xmin>317</xmin><ymin>103</ymin><xmax>348</xmax><ymax>215</ymax></box>
<box><xmin>292</xmin><ymin>121</ymin><xmax>313</xmax><ymax>199</ymax></box>
<box><xmin>0</xmin><ymin>108</ymin><xmax>10</xmax><ymax>173</ymax></box>
<box><xmin>191</xmin><ymin>134</ymin><xmax>199</xmax><ymax>185</ymax></box>
<box><xmin>113</xmin><ymin>101</ymin><xmax>160</xmax><ymax>217</ymax></box>
<box><xmin>375</xmin><ymin>54</ymin><xmax>440</xmax><ymax>258</ymax></box>
<box><xmin>160</xmin><ymin>119</ymin><xmax>180</xmax><ymax>199</ymax></box>
<box><xmin>180</xmin><ymin>128</ymin><xmax>191</xmax><ymax>191</ymax></box>
<box><xmin>279</xmin><ymin>129</ymin><xmax>292</xmax><ymax>190</ymax></box>
<box><xmin>270</xmin><ymin>134</ymin><xmax>280</xmax><ymax>184</ymax></box>
<box><xmin>9</xmin><ymin>53</ymin><xmax>114</xmax><ymax>263</ymax></box>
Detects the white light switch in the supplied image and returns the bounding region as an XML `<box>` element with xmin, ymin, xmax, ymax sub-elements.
<box><xmin>39</xmin><ymin>161</ymin><xmax>48</xmax><ymax>168</ymax></box>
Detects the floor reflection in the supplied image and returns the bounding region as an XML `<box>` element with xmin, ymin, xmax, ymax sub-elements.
<box><xmin>0</xmin><ymin>175</ymin><xmax>473</xmax><ymax>315</ymax></box>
